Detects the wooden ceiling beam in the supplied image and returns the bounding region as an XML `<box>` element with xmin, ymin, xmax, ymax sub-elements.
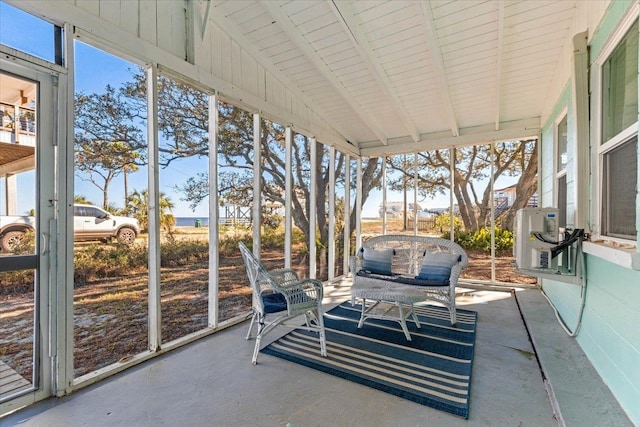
<box><xmin>360</xmin><ymin>117</ymin><xmax>540</xmax><ymax>157</ymax></box>
<box><xmin>262</xmin><ymin>1</ymin><xmax>389</xmax><ymax>146</ymax></box>
<box><xmin>208</xmin><ymin>6</ymin><xmax>360</xmax><ymax>145</ymax></box>
<box><xmin>418</xmin><ymin>2</ymin><xmax>460</xmax><ymax>137</ymax></box>
<box><xmin>328</xmin><ymin>0</ymin><xmax>420</xmax><ymax>143</ymax></box>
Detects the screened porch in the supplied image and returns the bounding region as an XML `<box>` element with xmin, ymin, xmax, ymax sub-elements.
<box><xmin>1</xmin><ymin>0</ymin><xmax>639</xmax><ymax>425</ymax></box>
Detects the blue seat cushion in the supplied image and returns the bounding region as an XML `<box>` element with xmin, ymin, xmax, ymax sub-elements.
<box><xmin>416</xmin><ymin>252</ymin><xmax>461</xmax><ymax>281</ymax></box>
<box><xmin>360</xmin><ymin>247</ymin><xmax>395</xmax><ymax>275</ymax></box>
<box><xmin>262</xmin><ymin>292</ymin><xmax>287</xmax><ymax>313</ymax></box>
<box><xmin>357</xmin><ymin>270</ymin><xmax>449</xmax><ymax>287</ymax></box>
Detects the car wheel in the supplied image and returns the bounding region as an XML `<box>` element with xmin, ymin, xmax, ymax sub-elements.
<box><xmin>1</xmin><ymin>230</ymin><xmax>26</xmax><ymax>253</ymax></box>
<box><xmin>116</xmin><ymin>227</ymin><xmax>136</xmax><ymax>245</ymax></box>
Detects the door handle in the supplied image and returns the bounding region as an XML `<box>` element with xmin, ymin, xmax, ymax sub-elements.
<box><xmin>41</xmin><ymin>232</ymin><xmax>49</xmax><ymax>254</ymax></box>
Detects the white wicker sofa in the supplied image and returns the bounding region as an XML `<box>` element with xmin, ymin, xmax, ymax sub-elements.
<box><xmin>350</xmin><ymin>234</ymin><xmax>468</xmax><ymax>340</ymax></box>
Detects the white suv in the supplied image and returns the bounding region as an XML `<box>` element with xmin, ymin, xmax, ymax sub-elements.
<box><xmin>73</xmin><ymin>204</ymin><xmax>140</xmax><ymax>244</ymax></box>
<box><xmin>0</xmin><ymin>204</ymin><xmax>140</xmax><ymax>252</ymax></box>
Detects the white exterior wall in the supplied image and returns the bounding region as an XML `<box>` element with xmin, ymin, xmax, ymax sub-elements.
<box><xmin>541</xmin><ymin>0</ymin><xmax>612</xmax><ymax>127</ymax></box>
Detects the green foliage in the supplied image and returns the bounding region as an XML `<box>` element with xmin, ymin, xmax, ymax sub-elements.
<box><xmin>435</xmin><ymin>213</ymin><xmax>463</xmax><ymax>234</ymax></box>
<box><xmin>292</xmin><ymin>227</ymin><xmax>306</xmax><ymax>245</ymax></box>
<box><xmin>73</xmin><ymin>239</ymin><xmax>211</xmax><ymax>285</ymax></box>
<box><xmin>262</xmin><ymin>213</ymin><xmax>282</xmax><ymax>230</ymax></box>
<box><xmin>74</xmin><ymin>195</ymin><xmax>94</xmax><ymax>205</ymax></box>
<box><xmin>73</xmin><ymin>243</ymin><xmax>148</xmax><ymax>286</ymax></box>
<box><xmin>447</xmin><ymin>227</ymin><xmax>514</xmax><ymax>253</ymax></box>
<box><xmin>219</xmin><ymin>234</ymin><xmax>251</xmax><ymax>257</ymax></box>
<box><xmin>104</xmin><ymin>202</ymin><xmax>122</xmax><ymax>215</ymax></box>
<box><xmin>217</xmin><ymin>224</ymin><xmax>252</xmax><ymax>257</ymax></box>
<box><xmin>218</xmin><ymin>225</ymin><xmax>305</xmax><ymax>257</ymax></box>
<box><xmin>385</xmin><ymin>141</ymin><xmax>538</xmax><ymax>233</ymax></box>
<box><xmin>261</xmin><ymin>226</ymin><xmax>284</xmax><ymax>249</ymax></box>
<box><xmin>3</xmin><ymin>228</ymin><xmax>311</xmax><ymax>291</ymax></box>
<box><xmin>160</xmin><ymin>239</ymin><xmax>209</xmax><ymax>267</ymax></box>
<box><xmin>125</xmin><ymin>189</ymin><xmax>175</xmax><ymax>232</ymax></box>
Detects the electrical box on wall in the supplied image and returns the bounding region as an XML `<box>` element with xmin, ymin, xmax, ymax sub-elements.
<box><xmin>514</xmin><ymin>208</ymin><xmax>559</xmax><ymax>271</ymax></box>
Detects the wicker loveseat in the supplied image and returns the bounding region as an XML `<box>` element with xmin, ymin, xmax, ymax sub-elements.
<box><xmin>350</xmin><ymin>234</ymin><xmax>468</xmax><ymax>340</ymax></box>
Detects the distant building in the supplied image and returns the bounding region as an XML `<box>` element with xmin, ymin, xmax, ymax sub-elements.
<box><xmin>493</xmin><ymin>184</ymin><xmax>537</xmax><ymax>216</ymax></box>
<box><xmin>378</xmin><ymin>201</ymin><xmax>421</xmax><ymax>219</ymax></box>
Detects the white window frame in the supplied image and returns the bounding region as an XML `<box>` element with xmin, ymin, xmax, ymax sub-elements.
<box><xmin>591</xmin><ymin>5</ymin><xmax>639</xmax><ymax>247</ymax></box>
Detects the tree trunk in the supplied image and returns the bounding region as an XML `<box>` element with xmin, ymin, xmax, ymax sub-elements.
<box><xmin>348</xmin><ymin>158</ymin><xmax>382</xmax><ymax>236</ymax></box>
<box><xmin>502</xmin><ymin>142</ymin><xmax>539</xmax><ymax>230</ymax></box>
<box><xmin>124</xmin><ymin>168</ymin><xmax>129</xmax><ymax>204</ymax></box>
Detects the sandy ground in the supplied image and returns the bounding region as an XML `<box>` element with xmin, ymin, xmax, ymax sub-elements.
<box><xmin>1</xmin><ymin>223</ymin><xmax>534</xmax><ymax>381</ymax></box>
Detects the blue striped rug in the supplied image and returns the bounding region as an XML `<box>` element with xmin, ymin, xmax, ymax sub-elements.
<box><xmin>262</xmin><ymin>301</ymin><xmax>477</xmax><ymax>418</ymax></box>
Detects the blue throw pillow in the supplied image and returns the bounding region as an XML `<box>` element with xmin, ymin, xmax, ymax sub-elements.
<box><xmin>361</xmin><ymin>248</ymin><xmax>395</xmax><ymax>275</ymax></box>
<box><xmin>416</xmin><ymin>252</ymin><xmax>459</xmax><ymax>281</ymax></box>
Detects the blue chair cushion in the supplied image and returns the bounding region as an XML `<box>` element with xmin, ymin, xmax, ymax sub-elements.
<box><xmin>360</xmin><ymin>247</ymin><xmax>395</xmax><ymax>275</ymax></box>
<box><xmin>357</xmin><ymin>270</ymin><xmax>449</xmax><ymax>287</ymax></box>
<box><xmin>416</xmin><ymin>252</ymin><xmax>460</xmax><ymax>281</ymax></box>
<box><xmin>262</xmin><ymin>292</ymin><xmax>287</xmax><ymax>313</ymax></box>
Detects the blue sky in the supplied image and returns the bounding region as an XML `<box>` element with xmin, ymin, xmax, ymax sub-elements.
<box><xmin>1</xmin><ymin>2</ymin><xmax>210</xmax><ymax>217</ymax></box>
<box><xmin>0</xmin><ymin>2</ymin><xmax>54</xmax><ymax>61</ymax></box>
<box><xmin>74</xmin><ymin>41</ymin><xmax>211</xmax><ymax>217</ymax></box>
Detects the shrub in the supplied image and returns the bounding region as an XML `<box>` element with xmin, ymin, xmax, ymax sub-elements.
<box><xmin>435</xmin><ymin>214</ymin><xmax>463</xmax><ymax>234</ymax></box>
<box><xmin>262</xmin><ymin>213</ymin><xmax>282</xmax><ymax>230</ymax></box>
<box><xmin>73</xmin><ymin>243</ymin><xmax>148</xmax><ymax>286</ymax></box>
<box><xmin>261</xmin><ymin>225</ymin><xmax>285</xmax><ymax>249</ymax></box>
<box><xmin>160</xmin><ymin>239</ymin><xmax>208</xmax><ymax>267</ymax></box>
<box><xmin>447</xmin><ymin>227</ymin><xmax>514</xmax><ymax>253</ymax></box>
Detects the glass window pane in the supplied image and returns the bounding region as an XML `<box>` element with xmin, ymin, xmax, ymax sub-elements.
<box><xmin>557</xmin><ymin>116</ymin><xmax>568</xmax><ymax>171</ymax></box>
<box><xmin>602</xmin><ymin>20</ymin><xmax>638</xmax><ymax>142</ymax></box>
<box><xmin>385</xmin><ymin>155</ymin><xmax>416</xmax><ymax>236</ymax></box>
<box><xmin>0</xmin><ymin>73</ymin><xmax>38</xmax><ymax>397</ymax></box>
<box><xmin>157</xmin><ymin>74</ymin><xmax>210</xmax><ymax>343</ymax></box>
<box><xmin>602</xmin><ymin>136</ymin><xmax>637</xmax><ymax>240</ymax></box>
<box><xmin>360</xmin><ymin>158</ymin><xmax>384</xmax><ymax>239</ymax></box>
<box><xmin>416</xmin><ymin>149</ymin><xmax>451</xmax><ymax>237</ymax></box>
<box><xmin>316</xmin><ymin>145</ymin><xmax>330</xmax><ymax>281</ymax></box>
<box><xmin>217</xmin><ymin>102</ymin><xmax>253</xmax><ymax>323</ymax></box>
<box><xmin>348</xmin><ymin>157</ymin><xmax>358</xmax><ymax>258</ymax></box>
<box><xmin>292</xmin><ymin>133</ymin><xmax>311</xmax><ymax>279</ymax></box>
<box><xmin>73</xmin><ymin>42</ymin><xmax>149</xmax><ymax>377</ymax></box>
<box><xmin>334</xmin><ymin>150</ymin><xmax>346</xmax><ymax>276</ymax></box>
<box><xmin>0</xmin><ymin>269</ymin><xmax>36</xmax><ymax>397</ymax></box>
<box><xmin>0</xmin><ymin>2</ymin><xmax>59</xmax><ymax>64</ymax></box>
<box><xmin>558</xmin><ymin>174</ymin><xmax>567</xmax><ymax>229</ymax></box>
<box><xmin>261</xmin><ymin>119</ymin><xmax>286</xmax><ymax>271</ymax></box>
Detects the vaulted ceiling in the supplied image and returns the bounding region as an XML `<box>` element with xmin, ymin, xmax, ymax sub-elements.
<box><xmin>210</xmin><ymin>0</ymin><xmax>580</xmax><ymax>155</ymax></box>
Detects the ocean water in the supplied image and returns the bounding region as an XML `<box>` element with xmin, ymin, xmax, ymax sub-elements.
<box><xmin>175</xmin><ymin>217</ymin><xmax>210</xmax><ymax>227</ymax></box>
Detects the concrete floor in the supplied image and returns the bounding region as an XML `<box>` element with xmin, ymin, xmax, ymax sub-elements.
<box><xmin>2</xmin><ymin>282</ymin><xmax>632</xmax><ymax>427</ymax></box>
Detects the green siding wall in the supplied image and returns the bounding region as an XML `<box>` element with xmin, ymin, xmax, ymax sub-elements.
<box><xmin>578</xmin><ymin>256</ymin><xmax>640</xmax><ymax>423</ymax></box>
<box><xmin>590</xmin><ymin>0</ymin><xmax>635</xmax><ymax>60</ymax></box>
<box><xmin>539</xmin><ymin>2</ymin><xmax>640</xmax><ymax>423</ymax></box>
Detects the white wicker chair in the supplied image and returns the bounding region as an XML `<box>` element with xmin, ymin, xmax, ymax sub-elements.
<box><xmin>239</xmin><ymin>242</ymin><xmax>327</xmax><ymax>364</ymax></box>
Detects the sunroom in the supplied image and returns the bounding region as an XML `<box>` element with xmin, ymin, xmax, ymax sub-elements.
<box><xmin>0</xmin><ymin>0</ymin><xmax>638</xmax><ymax>425</ymax></box>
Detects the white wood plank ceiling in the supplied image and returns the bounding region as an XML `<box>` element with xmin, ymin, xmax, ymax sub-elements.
<box><xmin>210</xmin><ymin>0</ymin><xmax>578</xmax><ymax>155</ymax></box>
